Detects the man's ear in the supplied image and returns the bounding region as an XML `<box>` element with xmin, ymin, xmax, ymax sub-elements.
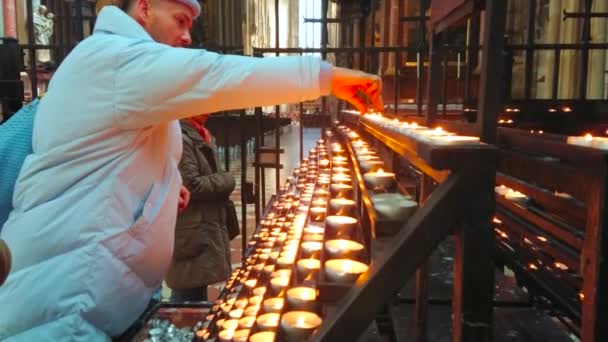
<box><xmin>133</xmin><ymin>0</ymin><xmax>153</xmax><ymax>24</ymax></box>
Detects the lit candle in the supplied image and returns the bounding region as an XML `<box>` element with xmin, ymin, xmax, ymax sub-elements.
<box><xmin>567</xmin><ymin>133</ymin><xmax>594</xmax><ymax>148</ymax></box>
<box><xmin>302</xmin><ymin>233</ymin><xmax>324</xmax><ymax>242</ymax></box>
<box><xmin>253</xmin><ymin>286</ymin><xmax>267</xmax><ymax>297</ymax></box>
<box><xmin>332</xmin><ymin>173</ymin><xmax>352</xmax><ymax>183</ymax></box>
<box><xmin>325</xmin><ymin>215</ymin><xmax>358</xmax><ymax>238</ymax></box>
<box><xmin>300</xmin><ymin>241</ymin><xmax>323</xmax><ymax>258</ymax></box>
<box><xmin>280</xmin><ymin>311</ymin><xmax>323</xmax><ymax>342</ymax></box>
<box><xmin>233</xmin><ymin>329</ymin><xmax>251</xmax><ymax>342</ymax></box>
<box><xmin>256</xmin><ymin>313</ymin><xmax>280</xmax><ymax>331</ymax></box>
<box><xmin>296</xmin><ymin>258</ymin><xmax>321</xmax><ymax>280</ymax></box>
<box><xmin>243</xmin><ymin>305</ymin><xmax>260</xmax><ymax>317</ymax></box>
<box><xmin>277</xmin><ymin>256</ymin><xmax>296</xmax><ymax>269</ymax></box>
<box><xmin>330</xmin><ymin>183</ymin><xmax>354</xmax><ymax>198</ymax></box>
<box><xmin>271</xmin><ymin>269</ymin><xmax>292</xmax><ymax>279</ymax></box>
<box><xmin>286</xmin><ymin>287</ymin><xmax>318</xmax><ymax>311</ymax></box>
<box><xmin>325</xmin><ymin>239</ymin><xmax>365</xmax><ymax>259</ymax></box>
<box><xmin>309</xmin><ymin>207</ymin><xmax>326</xmax><ymax>222</ymax></box>
<box><xmin>329</xmin><ymin>198</ymin><xmax>357</xmax><ymax>216</ymax></box>
<box><xmin>250</xmin><ymin>331</ymin><xmax>276</xmax><ymax>342</ymax></box>
<box><xmin>229</xmin><ymin>308</ymin><xmax>244</xmax><ymax>319</ymax></box>
<box><xmin>238</xmin><ymin>316</ymin><xmax>256</xmax><ymax>329</ymax></box>
<box><xmin>332</xmin><ymin>166</ymin><xmax>350</xmax><ymax>173</ymax></box>
<box><xmin>303</xmin><ymin>225</ymin><xmax>325</xmax><ymax>234</ymax></box>
<box><xmin>263</xmin><ymin>297</ymin><xmax>285</xmax><ymax>313</ymax></box>
<box><xmin>504</xmin><ymin>189</ymin><xmax>528</xmax><ymax>204</ymax></box>
<box><xmin>359</xmin><ymin>160</ymin><xmax>384</xmax><ymax>173</ymax></box>
<box><xmin>248</xmin><ymin>295</ymin><xmax>263</xmax><ymax>306</ymax></box>
<box><xmin>429</xmin><ymin>135</ymin><xmax>480</xmax><ymax>145</ymax></box>
<box><xmin>218</xmin><ymin>329</ymin><xmax>235</xmax><ymax>342</ymax></box>
<box><xmin>271</xmin><ymin>276</ymin><xmax>290</xmax><ymax>294</ymax></box>
<box><xmin>325</xmin><ymin>259</ymin><xmax>369</xmax><ymax>284</ymax></box>
<box><xmin>363</xmin><ymin>169</ymin><xmax>396</xmax><ymax>191</ymax></box>
<box><xmin>222</xmin><ymin>318</ymin><xmax>240</xmax><ymax>331</ymax></box>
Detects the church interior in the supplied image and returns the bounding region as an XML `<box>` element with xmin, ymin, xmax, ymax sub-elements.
<box><xmin>0</xmin><ymin>0</ymin><xmax>607</xmax><ymax>341</ymax></box>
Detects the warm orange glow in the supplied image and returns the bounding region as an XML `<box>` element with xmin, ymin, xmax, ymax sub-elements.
<box><xmin>585</xmin><ymin>133</ymin><xmax>593</xmax><ymax>141</ymax></box>
<box><xmin>528</xmin><ymin>263</ymin><xmax>538</xmax><ymax>270</ymax></box>
<box><xmin>493</xmin><ymin>217</ymin><xmax>502</xmax><ymax>224</ymax></box>
<box><xmin>537</xmin><ymin>236</ymin><xmax>548</xmax><ymax>242</ymax></box>
<box><xmin>562</xmin><ymin>106</ymin><xmax>572</xmax><ymax>112</ymax></box>
<box><xmin>554</xmin><ymin>262</ymin><xmax>568</xmax><ymax>271</ymax></box>
<box><xmin>579</xmin><ymin>292</ymin><xmax>585</xmax><ymax>301</ymax></box>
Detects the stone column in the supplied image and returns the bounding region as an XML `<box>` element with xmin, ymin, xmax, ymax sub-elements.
<box><xmin>587</xmin><ymin>0</ymin><xmax>607</xmax><ymax>99</ymax></box>
<box><xmin>2</xmin><ymin>0</ymin><xmax>17</xmax><ymax>38</ymax></box>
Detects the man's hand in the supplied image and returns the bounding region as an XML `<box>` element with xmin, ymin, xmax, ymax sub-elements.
<box><xmin>331</xmin><ymin>67</ymin><xmax>384</xmax><ymax>113</ymax></box>
<box><xmin>178</xmin><ymin>185</ymin><xmax>191</xmax><ymax>213</ymax></box>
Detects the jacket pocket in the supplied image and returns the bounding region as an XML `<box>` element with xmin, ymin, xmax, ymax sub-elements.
<box><xmin>173</xmin><ymin>227</ymin><xmax>206</xmax><ymax>261</ymax></box>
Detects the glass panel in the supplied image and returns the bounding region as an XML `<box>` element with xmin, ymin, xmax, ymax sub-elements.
<box><xmin>586</xmin><ymin>50</ymin><xmax>607</xmax><ymax>99</ymax></box>
<box><xmin>506</xmin><ymin>0</ymin><xmax>531</xmax><ymax>45</ymax></box>
<box><xmin>535</xmin><ymin>0</ymin><xmax>560</xmax><ymax>44</ymax></box>
<box><xmin>511</xmin><ymin>51</ymin><xmax>527</xmax><ymax>100</ymax></box>
<box><xmin>532</xmin><ymin>50</ymin><xmax>555</xmax><ymax>99</ymax></box>
<box><xmin>557</xmin><ymin>50</ymin><xmax>581</xmax><ymax>99</ymax></box>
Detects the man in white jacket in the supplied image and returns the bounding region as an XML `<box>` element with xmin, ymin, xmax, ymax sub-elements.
<box><xmin>0</xmin><ymin>0</ymin><xmax>383</xmax><ymax>340</ymax></box>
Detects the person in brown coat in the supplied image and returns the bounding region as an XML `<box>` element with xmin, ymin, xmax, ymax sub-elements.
<box><xmin>165</xmin><ymin>114</ymin><xmax>235</xmax><ymax>301</ymax></box>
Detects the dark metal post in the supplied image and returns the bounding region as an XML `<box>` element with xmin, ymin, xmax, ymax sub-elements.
<box><xmin>321</xmin><ymin>0</ymin><xmax>329</xmax><ymax>115</ymax></box>
<box><xmin>26</xmin><ymin>0</ymin><xmax>38</xmax><ymax>98</ymax></box>
<box><xmin>523</xmin><ymin>0</ymin><xmax>536</xmax><ymax>100</ymax></box>
<box><xmin>274</xmin><ymin>0</ymin><xmax>281</xmax><ymax>194</ymax></box>
<box><xmin>240</xmin><ymin>109</ymin><xmax>248</xmax><ymax>259</ymax></box>
<box><xmin>476</xmin><ymin>0</ymin><xmax>507</xmax><ymax>144</ymax></box>
<box><xmin>578</xmin><ymin>0</ymin><xmax>593</xmax><ymax>100</ymax></box>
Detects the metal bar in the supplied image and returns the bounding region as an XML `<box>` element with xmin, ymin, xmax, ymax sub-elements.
<box><xmin>425</xmin><ymin>33</ymin><xmax>442</xmax><ymax>126</ymax></box>
<box><xmin>563</xmin><ymin>9</ymin><xmax>608</xmax><ymax>19</ymax></box>
<box><xmin>274</xmin><ymin>0</ymin><xmax>281</xmax><ymax>195</ymax></box>
<box><xmin>524</xmin><ymin>0</ymin><xmax>536</xmax><ymax>100</ymax></box>
<box><xmin>416</xmin><ymin>0</ymin><xmax>428</xmax><ymax>117</ymax></box>
<box><xmin>254</xmin><ymin>106</ymin><xmax>262</xmax><ymax>225</ymax></box>
<box><xmin>452</xmin><ymin>166</ymin><xmax>496</xmax><ymax>342</ymax></box>
<box><xmin>414</xmin><ymin>174</ymin><xmax>435</xmax><ymax>342</ymax></box>
<box><xmin>321</xmin><ymin>0</ymin><xmax>329</xmax><ymax>115</ymax></box>
<box><xmin>580</xmin><ymin>157</ymin><xmax>608</xmax><ymax>342</ymax></box>
<box><xmin>578</xmin><ymin>0</ymin><xmax>593</xmax><ymax>100</ymax></box>
<box><xmin>394</xmin><ymin>0</ymin><xmax>403</xmax><ymax>116</ymax></box>
<box><xmin>240</xmin><ymin>109</ymin><xmax>248</xmax><ymax>260</ymax></box>
<box><xmin>75</xmin><ymin>0</ymin><xmax>84</xmax><ymax>41</ymax></box>
<box><xmin>508</xmin><ymin>43</ymin><xmax>608</xmax><ymax>50</ymax></box>
<box><xmin>252</xmin><ymin>46</ymin><xmax>414</xmax><ymax>54</ymax></box>
<box><xmin>441</xmin><ymin>33</ymin><xmax>449</xmax><ymax>117</ymax></box>
<box><xmin>464</xmin><ymin>12</ymin><xmax>480</xmax><ymax>110</ymax></box>
<box><xmin>25</xmin><ymin>0</ymin><xmax>38</xmax><ymax>98</ymax></box>
<box><xmin>311</xmin><ymin>173</ymin><xmax>466</xmax><ymax>342</ymax></box>
<box><xmin>401</xmin><ymin>16</ymin><xmax>430</xmax><ymax>22</ymax></box>
<box><xmin>552</xmin><ymin>49</ymin><xmax>561</xmax><ymax>100</ymax></box>
<box><xmin>224</xmin><ymin>112</ymin><xmax>230</xmax><ymax>172</ymax></box>
<box><xmin>303</xmin><ymin>17</ymin><xmax>356</xmax><ymax>24</ymax></box>
<box><xmin>475</xmin><ymin>0</ymin><xmax>507</xmax><ymax>144</ymax></box>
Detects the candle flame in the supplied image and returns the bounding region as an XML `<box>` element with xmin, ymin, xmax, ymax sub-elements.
<box><xmin>579</xmin><ymin>292</ymin><xmax>584</xmax><ymax>300</ymax></box>
<box><xmin>296</xmin><ymin>316</ymin><xmax>306</xmax><ymax>328</ymax></box>
<box><xmin>377</xmin><ymin>168</ymin><xmax>384</xmax><ymax>174</ymax></box>
<box><xmin>585</xmin><ymin>133</ymin><xmax>593</xmax><ymax>141</ymax></box>
<box><xmin>554</xmin><ymin>262</ymin><xmax>568</xmax><ymax>271</ymax></box>
<box><xmin>528</xmin><ymin>263</ymin><xmax>538</xmax><ymax>270</ymax></box>
<box><xmin>537</xmin><ymin>236</ymin><xmax>547</xmax><ymax>242</ymax></box>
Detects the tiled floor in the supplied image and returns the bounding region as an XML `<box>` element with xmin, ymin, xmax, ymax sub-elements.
<box><xmin>162</xmin><ymin>124</ymin><xmax>321</xmax><ymax>301</ymax></box>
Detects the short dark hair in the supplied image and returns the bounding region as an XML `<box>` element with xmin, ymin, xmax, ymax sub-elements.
<box><xmin>119</xmin><ymin>0</ymin><xmax>135</xmax><ymax>11</ymax></box>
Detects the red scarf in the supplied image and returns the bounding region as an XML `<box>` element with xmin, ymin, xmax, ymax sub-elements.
<box><xmin>187</xmin><ymin>119</ymin><xmax>212</xmax><ymax>145</ymax></box>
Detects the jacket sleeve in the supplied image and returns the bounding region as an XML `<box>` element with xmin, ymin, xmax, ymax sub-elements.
<box><xmin>113</xmin><ymin>42</ymin><xmax>331</xmax><ymax>129</ymax></box>
<box><xmin>179</xmin><ymin>139</ymin><xmax>236</xmax><ymax>201</ymax></box>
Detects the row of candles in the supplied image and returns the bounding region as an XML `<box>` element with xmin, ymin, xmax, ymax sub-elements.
<box><xmin>341</xmin><ymin>110</ymin><xmax>481</xmax><ymax>146</ymax></box>
<box><xmin>361</xmin><ymin>112</ymin><xmax>481</xmax><ymax>145</ymax></box>
<box><xmin>566</xmin><ymin>133</ymin><xmax>608</xmax><ymax>150</ymax></box>
<box><xmin>335</xmin><ymin>125</ymin><xmax>419</xmax><ymax>230</ymax></box>
<box><xmin>196</xmin><ymin>136</ymin><xmax>371</xmax><ymax>341</ymax></box>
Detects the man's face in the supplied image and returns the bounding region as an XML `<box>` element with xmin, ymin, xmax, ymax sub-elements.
<box><xmin>139</xmin><ymin>0</ymin><xmax>193</xmax><ymax>47</ymax></box>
